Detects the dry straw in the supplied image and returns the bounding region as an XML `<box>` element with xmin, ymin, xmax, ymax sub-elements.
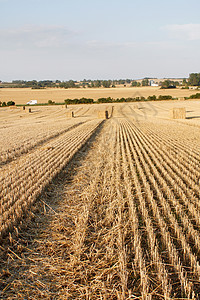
<box><xmin>98</xmin><ymin>110</ymin><xmax>109</xmax><ymax>119</ymax></box>
<box><xmin>170</xmin><ymin>107</ymin><xmax>186</xmax><ymax>119</ymax></box>
<box><xmin>66</xmin><ymin>111</ymin><xmax>74</xmax><ymax>118</ymax></box>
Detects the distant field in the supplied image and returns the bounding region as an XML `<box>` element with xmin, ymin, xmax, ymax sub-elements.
<box><xmin>0</xmin><ymin>86</ymin><xmax>199</xmax><ymax>104</ymax></box>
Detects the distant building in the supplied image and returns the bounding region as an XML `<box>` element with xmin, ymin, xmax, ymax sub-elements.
<box><xmin>150</xmin><ymin>80</ymin><xmax>159</xmax><ymax>87</ymax></box>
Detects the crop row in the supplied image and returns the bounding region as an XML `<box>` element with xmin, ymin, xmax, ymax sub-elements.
<box><xmin>58</xmin><ymin>116</ymin><xmax>200</xmax><ymax>298</ymax></box>
<box><xmin>118</xmin><ymin>117</ymin><xmax>200</xmax><ymax>298</ymax></box>
<box><xmin>1</xmin><ymin>113</ymin><xmax>200</xmax><ymax>299</ymax></box>
<box><xmin>45</xmin><ymin>116</ymin><xmax>200</xmax><ymax>298</ymax></box>
<box><xmin>0</xmin><ymin>120</ymin><xmax>102</xmax><ymax>239</ymax></box>
<box><xmin>0</xmin><ymin>118</ymin><xmax>89</xmax><ymax>165</ymax></box>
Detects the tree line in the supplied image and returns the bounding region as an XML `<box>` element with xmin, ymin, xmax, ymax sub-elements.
<box><xmin>64</xmin><ymin>95</ymin><xmax>174</xmax><ymax>105</ymax></box>
<box><xmin>1</xmin><ymin>74</ymin><xmax>200</xmax><ymax>89</ymax></box>
<box><xmin>0</xmin><ymin>79</ymin><xmax>133</xmax><ymax>89</ymax></box>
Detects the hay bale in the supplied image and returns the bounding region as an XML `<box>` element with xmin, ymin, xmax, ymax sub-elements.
<box><xmin>98</xmin><ymin>111</ymin><xmax>109</xmax><ymax>119</ymax></box>
<box><xmin>29</xmin><ymin>108</ymin><xmax>31</xmax><ymax>113</ymax></box>
<box><xmin>171</xmin><ymin>107</ymin><xmax>186</xmax><ymax>119</ymax></box>
<box><xmin>66</xmin><ymin>111</ymin><xmax>74</xmax><ymax>118</ymax></box>
<box><xmin>110</xmin><ymin>106</ymin><xmax>114</xmax><ymax>117</ymax></box>
<box><xmin>21</xmin><ymin>106</ymin><xmax>26</xmax><ymax>111</ymax></box>
<box><xmin>9</xmin><ymin>105</ymin><xmax>18</xmax><ymax>109</ymax></box>
<box><xmin>62</xmin><ymin>104</ymin><xmax>68</xmax><ymax>108</ymax></box>
<box><xmin>178</xmin><ymin>97</ymin><xmax>185</xmax><ymax>101</ymax></box>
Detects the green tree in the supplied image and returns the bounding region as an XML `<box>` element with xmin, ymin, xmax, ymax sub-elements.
<box><xmin>48</xmin><ymin>100</ymin><xmax>55</xmax><ymax>105</ymax></box>
<box><xmin>94</xmin><ymin>80</ymin><xmax>101</xmax><ymax>88</ymax></box>
<box><xmin>188</xmin><ymin>73</ymin><xmax>200</xmax><ymax>86</ymax></box>
<box><xmin>189</xmin><ymin>93</ymin><xmax>200</xmax><ymax>99</ymax></box>
<box><xmin>158</xmin><ymin>95</ymin><xmax>172</xmax><ymax>100</ymax></box>
<box><xmin>118</xmin><ymin>79</ymin><xmax>126</xmax><ymax>85</ymax></box>
<box><xmin>142</xmin><ymin>79</ymin><xmax>149</xmax><ymax>86</ymax></box>
<box><xmin>161</xmin><ymin>80</ymin><xmax>176</xmax><ymax>89</ymax></box>
<box><xmin>131</xmin><ymin>81</ymin><xmax>137</xmax><ymax>87</ymax></box>
<box><xmin>182</xmin><ymin>78</ymin><xmax>187</xmax><ymax>86</ymax></box>
<box><xmin>102</xmin><ymin>80</ymin><xmax>112</xmax><ymax>88</ymax></box>
<box><xmin>126</xmin><ymin>79</ymin><xmax>131</xmax><ymax>84</ymax></box>
<box><xmin>7</xmin><ymin>101</ymin><xmax>15</xmax><ymax>106</ymax></box>
<box><xmin>147</xmin><ymin>95</ymin><xmax>157</xmax><ymax>101</ymax></box>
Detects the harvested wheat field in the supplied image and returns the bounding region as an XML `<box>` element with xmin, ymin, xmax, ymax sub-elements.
<box><xmin>0</xmin><ymin>100</ymin><xmax>200</xmax><ymax>299</ymax></box>
<box><xmin>0</xmin><ymin>87</ymin><xmax>199</xmax><ymax>104</ymax></box>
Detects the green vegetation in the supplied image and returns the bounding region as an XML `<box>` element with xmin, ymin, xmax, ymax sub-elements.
<box><xmin>158</xmin><ymin>95</ymin><xmax>173</xmax><ymax>100</ymax></box>
<box><xmin>160</xmin><ymin>80</ymin><xmax>179</xmax><ymax>89</ymax></box>
<box><xmin>188</xmin><ymin>73</ymin><xmax>200</xmax><ymax>86</ymax></box>
<box><xmin>48</xmin><ymin>100</ymin><xmax>55</xmax><ymax>105</ymax></box>
<box><xmin>97</xmin><ymin>97</ymin><xmax>113</xmax><ymax>103</ymax></box>
<box><xmin>59</xmin><ymin>80</ymin><xmax>77</xmax><ymax>89</ymax></box>
<box><xmin>131</xmin><ymin>81</ymin><xmax>141</xmax><ymax>87</ymax></box>
<box><xmin>188</xmin><ymin>93</ymin><xmax>200</xmax><ymax>99</ymax></box>
<box><xmin>0</xmin><ymin>101</ymin><xmax>15</xmax><ymax>107</ymax></box>
<box><xmin>65</xmin><ymin>95</ymin><xmax>175</xmax><ymax>104</ymax></box>
<box><xmin>0</xmin><ymin>78</ymin><xmax>153</xmax><ymax>89</ymax></box>
<box><xmin>142</xmin><ymin>79</ymin><xmax>149</xmax><ymax>86</ymax></box>
<box><xmin>147</xmin><ymin>95</ymin><xmax>157</xmax><ymax>101</ymax></box>
<box><xmin>65</xmin><ymin>98</ymin><xmax>94</xmax><ymax>104</ymax></box>
<box><xmin>102</xmin><ymin>80</ymin><xmax>112</xmax><ymax>88</ymax></box>
<box><xmin>1</xmin><ymin>75</ymin><xmax>200</xmax><ymax>90</ymax></box>
<box><xmin>7</xmin><ymin>101</ymin><xmax>16</xmax><ymax>106</ymax></box>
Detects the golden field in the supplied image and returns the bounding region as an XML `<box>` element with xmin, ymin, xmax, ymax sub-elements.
<box><xmin>0</xmin><ymin>100</ymin><xmax>200</xmax><ymax>298</ymax></box>
<box><xmin>0</xmin><ymin>86</ymin><xmax>199</xmax><ymax>104</ymax></box>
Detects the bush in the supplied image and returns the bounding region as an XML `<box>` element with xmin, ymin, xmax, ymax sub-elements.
<box><xmin>7</xmin><ymin>101</ymin><xmax>15</xmax><ymax>106</ymax></box>
<box><xmin>131</xmin><ymin>81</ymin><xmax>137</xmax><ymax>87</ymax></box>
<box><xmin>189</xmin><ymin>93</ymin><xmax>200</xmax><ymax>99</ymax></box>
<box><xmin>158</xmin><ymin>95</ymin><xmax>172</xmax><ymax>100</ymax></box>
<box><xmin>64</xmin><ymin>98</ymin><xmax>94</xmax><ymax>104</ymax></box>
<box><xmin>31</xmin><ymin>86</ymin><xmax>45</xmax><ymax>89</ymax></box>
<box><xmin>48</xmin><ymin>100</ymin><xmax>55</xmax><ymax>105</ymax></box>
<box><xmin>147</xmin><ymin>95</ymin><xmax>157</xmax><ymax>101</ymax></box>
<box><xmin>97</xmin><ymin>97</ymin><xmax>113</xmax><ymax>103</ymax></box>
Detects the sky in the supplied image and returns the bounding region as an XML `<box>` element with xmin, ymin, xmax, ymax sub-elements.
<box><xmin>0</xmin><ymin>0</ymin><xmax>200</xmax><ymax>81</ymax></box>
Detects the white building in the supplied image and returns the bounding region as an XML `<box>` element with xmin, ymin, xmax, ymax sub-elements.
<box><xmin>150</xmin><ymin>80</ymin><xmax>158</xmax><ymax>87</ymax></box>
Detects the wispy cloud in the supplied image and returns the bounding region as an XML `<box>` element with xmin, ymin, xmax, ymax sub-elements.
<box><xmin>0</xmin><ymin>25</ymin><xmax>79</xmax><ymax>49</ymax></box>
<box><xmin>164</xmin><ymin>24</ymin><xmax>200</xmax><ymax>41</ymax></box>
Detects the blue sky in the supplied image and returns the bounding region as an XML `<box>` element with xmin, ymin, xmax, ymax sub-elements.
<box><xmin>1</xmin><ymin>0</ymin><xmax>200</xmax><ymax>81</ymax></box>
